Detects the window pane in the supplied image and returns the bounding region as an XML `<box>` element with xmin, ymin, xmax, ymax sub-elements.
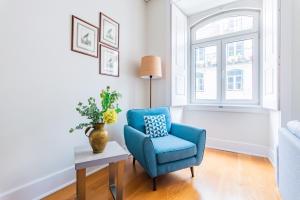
<box><xmin>195</xmin><ymin>46</ymin><xmax>217</xmax><ymax>100</ymax></box>
<box><xmin>196</xmin><ymin>16</ymin><xmax>254</xmax><ymax>40</ymax></box>
<box><xmin>225</xmin><ymin>39</ymin><xmax>253</xmax><ymax>100</ymax></box>
<box><xmin>196</xmin><ymin>73</ymin><xmax>204</xmax><ymax>92</ymax></box>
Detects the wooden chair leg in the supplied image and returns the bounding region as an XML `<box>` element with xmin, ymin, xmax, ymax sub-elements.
<box><xmin>152</xmin><ymin>177</ymin><xmax>157</xmax><ymax>191</ymax></box>
<box><xmin>190</xmin><ymin>167</ymin><xmax>194</xmax><ymax>178</ymax></box>
<box><xmin>133</xmin><ymin>157</ymin><xmax>136</xmax><ymax>165</ymax></box>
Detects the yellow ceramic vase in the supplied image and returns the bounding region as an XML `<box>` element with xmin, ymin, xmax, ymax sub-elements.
<box><xmin>87</xmin><ymin>123</ymin><xmax>108</xmax><ymax>154</ymax></box>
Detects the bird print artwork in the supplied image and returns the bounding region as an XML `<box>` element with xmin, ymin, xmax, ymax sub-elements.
<box><xmin>81</xmin><ymin>33</ymin><xmax>91</xmax><ymax>46</ymax></box>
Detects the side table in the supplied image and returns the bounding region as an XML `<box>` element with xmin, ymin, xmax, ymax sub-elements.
<box><xmin>74</xmin><ymin>141</ymin><xmax>128</xmax><ymax>200</ymax></box>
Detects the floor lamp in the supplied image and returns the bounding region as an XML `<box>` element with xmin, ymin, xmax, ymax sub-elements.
<box><xmin>139</xmin><ymin>56</ymin><xmax>162</xmax><ymax>108</ymax></box>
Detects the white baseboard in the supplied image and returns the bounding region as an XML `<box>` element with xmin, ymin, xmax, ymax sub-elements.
<box><xmin>206</xmin><ymin>137</ymin><xmax>270</xmax><ymax>158</ymax></box>
<box><xmin>0</xmin><ymin>165</ymin><xmax>107</xmax><ymax>200</ymax></box>
<box><xmin>268</xmin><ymin>148</ymin><xmax>276</xmax><ymax>166</ymax></box>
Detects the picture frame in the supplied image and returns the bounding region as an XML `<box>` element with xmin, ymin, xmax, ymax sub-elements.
<box><xmin>99</xmin><ymin>44</ymin><xmax>119</xmax><ymax>77</ymax></box>
<box><xmin>99</xmin><ymin>13</ymin><xmax>119</xmax><ymax>49</ymax></box>
<box><xmin>71</xmin><ymin>15</ymin><xmax>99</xmax><ymax>58</ymax></box>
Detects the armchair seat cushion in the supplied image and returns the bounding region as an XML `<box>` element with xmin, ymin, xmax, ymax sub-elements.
<box><xmin>151</xmin><ymin>135</ymin><xmax>197</xmax><ymax>164</ymax></box>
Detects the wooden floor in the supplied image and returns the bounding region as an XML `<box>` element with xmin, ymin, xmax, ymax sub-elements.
<box><xmin>43</xmin><ymin>148</ymin><xmax>281</xmax><ymax>200</ymax></box>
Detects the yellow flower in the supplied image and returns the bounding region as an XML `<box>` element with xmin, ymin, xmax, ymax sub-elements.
<box><xmin>103</xmin><ymin>109</ymin><xmax>118</xmax><ymax>124</ymax></box>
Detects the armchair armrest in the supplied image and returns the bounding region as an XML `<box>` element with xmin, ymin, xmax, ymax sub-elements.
<box><xmin>170</xmin><ymin>123</ymin><xmax>206</xmax><ymax>164</ymax></box>
<box><xmin>278</xmin><ymin>128</ymin><xmax>300</xmax><ymax>199</ymax></box>
<box><xmin>124</xmin><ymin>125</ymin><xmax>157</xmax><ymax>177</ymax></box>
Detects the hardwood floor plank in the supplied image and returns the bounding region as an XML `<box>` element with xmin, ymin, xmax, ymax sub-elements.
<box><xmin>43</xmin><ymin>148</ymin><xmax>281</xmax><ymax>200</ymax></box>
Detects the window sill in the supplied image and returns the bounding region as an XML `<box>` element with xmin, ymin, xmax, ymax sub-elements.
<box><xmin>185</xmin><ymin>104</ymin><xmax>269</xmax><ymax>114</ymax></box>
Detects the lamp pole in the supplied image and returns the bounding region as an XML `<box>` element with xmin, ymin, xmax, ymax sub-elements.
<box><xmin>150</xmin><ymin>75</ymin><xmax>152</xmax><ymax>108</ymax></box>
<box><xmin>139</xmin><ymin>56</ymin><xmax>162</xmax><ymax>108</ymax></box>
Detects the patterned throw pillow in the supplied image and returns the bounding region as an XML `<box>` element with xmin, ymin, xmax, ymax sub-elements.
<box><xmin>144</xmin><ymin>114</ymin><xmax>169</xmax><ymax>138</ymax></box>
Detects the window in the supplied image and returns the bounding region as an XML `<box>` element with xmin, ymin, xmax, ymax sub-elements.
<box><xmin>191</xmin><ymin>11</ymin><xmax>259</xmax><ymax>105</ymax></box>
<box><xmin>227</xmin><ymin>70</ymin><xmax>243</xmax><ymax>91</ymax></box>
<box><xmin>236</xmin><ymin>41</ymin><xmax>244</xmax><ymax>56</ymax></box>
<box><xmin>196</xmin><ymin>73</ymin><xmax>204</xmax><ymax>92</ymax></box>
<box><xmin>195</xmin><ymin>15</ymin><xmax>254</xmax><ymax>41</ymax></box>
<box><xmin>193</xmin><ymin>44</ymin><xmax>218</xmax><ymax>100</ymax></box>
<box><xmin>228</xmin><ymin>43</ymin><xmax>234</xmax><ymax>57</ymax></box>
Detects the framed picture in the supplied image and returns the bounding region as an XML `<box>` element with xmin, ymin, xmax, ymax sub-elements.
<box><xmin>71</xmin><ymin>15</ymin><xmax>98</xmax><ymax>58</ymax></box>
<box><xmin>99</xmin><ymin>13</ymin><xmax>119</xmax><ymax>49</ymax></box>
<box><xmin>99</xmin><ymin>45</ymin><xmax>119</xmax><ymax>77</ymax></box>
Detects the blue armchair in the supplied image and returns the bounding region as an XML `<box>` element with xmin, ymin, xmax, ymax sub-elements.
<box><xmin>124</xmin><ymin>107</ymin><xmax>206</xmax><ymax>190</ymax></box>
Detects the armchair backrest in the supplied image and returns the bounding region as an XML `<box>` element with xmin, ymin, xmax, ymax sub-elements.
<box><xmin>126</xmin><ymin>107</ymin><xmax>172</xmax><ymax>133</ymax></box>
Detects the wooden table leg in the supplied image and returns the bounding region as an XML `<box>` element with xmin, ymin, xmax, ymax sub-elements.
<box><xmin>116</xmin><ymin>160</ymin><xmax>125</xmax><ymax>200</ymax></box>
<box><xmin>76</xmin><ymin>168</ymin><xmax>86</xmax><ymax>200</ymax></box>
<box><xmin>109</xmin><ymin>161</ymin><xmax>125</xmax><ymax>200</ymax></box>
<box><xmin>109</xmin><ymin>162</ymin><xmax>116</xmax><ymax>198</ymax></box>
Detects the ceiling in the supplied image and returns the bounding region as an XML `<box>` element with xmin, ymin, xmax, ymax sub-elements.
<box><xmin>173</xmin><ymin>0</ymin><xmax>239</xmax><ymax>16</ymax></box>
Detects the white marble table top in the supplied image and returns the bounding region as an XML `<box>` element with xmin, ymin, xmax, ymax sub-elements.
<box><xmin>74</xmin><ymin>141</ymin><xmax>129</xmax><ymax>170</ymax></box>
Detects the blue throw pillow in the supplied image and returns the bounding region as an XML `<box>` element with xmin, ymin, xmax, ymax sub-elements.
<box><xmin>144</xmin><ymin>114</ymin><xmax>169</xmax><ymax>138</ymax></box>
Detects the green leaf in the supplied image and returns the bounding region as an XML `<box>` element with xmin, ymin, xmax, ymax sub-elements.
<box><xmin>115</xmin><ymin>108</ymin><xmax>122</xmax><ymax>113</ymax></box>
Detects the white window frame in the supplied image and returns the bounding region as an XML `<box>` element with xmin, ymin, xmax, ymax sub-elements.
<box><xmin>191</xmin><ymin>40</ymin><xmax>222</xmax><ymax>104</ymax></box>
<box><xmin>190</xmin><ymin>10</ymin><xmax>260</xmax><ymax>106</ymax></box>
<box><xmin>191</xmin><ymin>10</ymin><xmax>260</xmax><ymax>44</ymax></box>
<box><xmin>221</xmin><ymin>33</ymin><xmax>259</xmax><ymax>105</ymax></box>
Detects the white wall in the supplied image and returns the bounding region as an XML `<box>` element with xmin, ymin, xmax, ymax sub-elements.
<box><xmin>280</xmin><ymin>0</ymin><xmax>300</xmax><ymax>123</ymax></box>
<box><xmin>278</xmin><ymin>0</ymin><xmax>300</xmax><ymax>124</ymax></box>
<box><xmin>269</xmin><ymin>111</ymin><xmax>280</xmax><ymax>167</ymax></box>
<box><xmin>146</xmin><ymin>0</ymin><xmax>171</xmax><ymax>107</ymax></box>
<box><xmin>0</xmin><ymin>0</ymin><xmax>147</xmax><ymax>198</ymax></box>
<box><xmin>183</xmin><ymin>110</ymin><xmax>270</xmax><ymax>154</ymax></box>
<box><xmin>291</xmin><ymin>0</ymin><xmax>300</xmax><ymax>120</ymax></box>
<box><xmin>280</xmin><ymin>0</ymin><xmax>293</xmax><ymax>126</ymax></box>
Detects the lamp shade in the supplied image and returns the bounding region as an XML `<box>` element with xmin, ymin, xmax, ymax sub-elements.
<box><xmin>139</xmin><ymin>56</ymin><xmax>162</xmax><ymax>79</ymax></box>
